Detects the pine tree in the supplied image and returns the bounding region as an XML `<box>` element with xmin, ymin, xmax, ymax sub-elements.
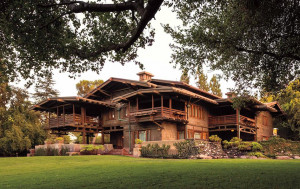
<box><xmin>76</xmin><ymin>80</ymin><xmax>104</xmax><ymax>97</ymax></box>
<box><xmin>33</xmin><ymin>75</ymin><xmax>59</xmax><ymax>103</ymax></box>
<box><xmin>196</xmin><ymin>70</ymin><xmax>210</xmax><ymax>92</ymax></box>
<box><xmin>180</xmin><ymin>69</ymin><xmax>190</xmax><ymax>84</ymax></box>
<box><xmin>209</xmin><ymin>75</ymin><xmax>222</xmax><ymax>97</ymax></box>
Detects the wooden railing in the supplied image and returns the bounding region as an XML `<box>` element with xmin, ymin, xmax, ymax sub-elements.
<box><xmin>48</xmin><ymin>114</ymin><xmax>100</xmax><ymax>128</ymax></box>
<box><xmin>208</xmin><ymin>114</ymin><xmax>255</xmax><ymax>128</ymax></box>
<box><xmin>130</xmin><ymin>107</ymin><xmax>187</xmax><ymax>122</ymax></box>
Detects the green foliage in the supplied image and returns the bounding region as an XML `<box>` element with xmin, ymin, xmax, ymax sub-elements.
<box><xmin>76</xmin><ymin>80</ymin><xmax>104</xmax><ymax>97</ymax></box>
<box><xmin>238</xmin><ymin>142</ymin><xmax>252</xmax><ymax>151</ymax></box>
<box><xmin>35</xmin><ymin>146</ymin><xmax>69</xmax><ymax>156</ymax></box>
<box><xmin>0</xmin><ymin>1</ymin><xmax>155</xmax><ymax>84</ymax></box>
<box><xmin>209</xmin><ymin>135</ymin><xmax>222</xmax><ymax>142</ymax></box>
<box><xmin>209</xmin><ymin>75</ymin><xmax>222</xmax><ymax>97</ymax></box>
<box><xmin>196</xmin><ymin>69</ymin><xmax>209</xmax><ymax>91</ymax></box>
<box><xmin>135</xmin><ymin>138</ymin><xmax>143</xmax><ymax>144</ymax></box>
<box><xmin>251</xmin><ymin>142</ymin><xmax>263</xmax><ymax>152</ymax></box>
<box><xmin>35</xmin><ymin>148</ymin><xmax>47</xmax><ymax>156</ymax></box>
<box><xmin>0</xmin><ymin>83</ymin><xmax>47</xmax><ymax>156</ymax></box>
<box><xmin>141</xmin><ymin>143</ymin><xmax>171</xmax><ymax>158</ymax></box>
<box><xmin>32</xmin><ymin>75</ymin><xmax>59</xmax><ymax>103</ymax></box>
<box><xmin>165</xmin><ymin>0</ymin><xmax>300</xmax><ymax>92</ymax></box>
<box><xmin>180</xmin><ymin>69</ymin><xmax>190</xmax><ymax>84</ymax></box>
<box><xmin>55</xmin><ymin>137</ymin><xmax>64</xmax><ymax>143</ymax></box>
<box><xmin>261</xmin><ymin>79</ymin><xmax>300</xmax><ymax>140</ymax></box>
<box><xmin>247</xmin><ymin>152</ymin><xmax>266</xmax><ymax>158</ymax></box>
<box><xmin>173</xmin><ymin>140</ymin><xmax>199</xmax><ymax>159</ymax></box>
<box><xmin>60</xmin><ymin>146</ymin><xmax>70</xmax><ymax>156</ymax></box>
<box><xmin>260</xmin><ymin>137</ymin><xmax>300</xmax><ymax>156</ymax></box>
<box><xmin>80</xmin><ymin>145</ymin><xmax>104</xmax><ymax>154</ymax></box>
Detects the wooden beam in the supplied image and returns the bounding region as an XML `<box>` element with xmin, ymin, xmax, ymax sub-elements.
<box><xmin>97</xmin><ymin>89</ymin><xmax>111</xmax><ymax>96</ymax></box>
<box><xmin>153</xmin><ymin>121</ymin><xmax>163</xmax><ymax>129</ymax></box>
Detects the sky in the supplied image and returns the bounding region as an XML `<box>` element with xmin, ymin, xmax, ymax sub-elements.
<box><xmin>18</xmin><ymin>6</ymin><xmax>235</xmax><ymax>98</ymax></box>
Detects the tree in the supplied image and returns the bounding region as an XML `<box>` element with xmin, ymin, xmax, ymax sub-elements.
<box><xmin>76</xmin><ymin>79</ymin><xmax>104</xmax><ymax>96</ymax></box>
<box><xmin>0</xmin><ymin>84</ymin><xmax>47</xmax><ymax>156</ymax></box>
<box><xmin>209</xmin><ymin>75</ymin><xmax>222</xmax><ymax>97</ymax></box>
<box><xmin>196</xmin><ymin>70</ymin><xmax>209</xmax><ymax>92</ymax></box>
<box><xmin>32</xmin><ymin>74</ymin><xmax>59</xmax><ymax>103</ymax></box>
<box><xmin>0</xmin><ymin>0</ymin><xmax>163</xmax><ymax>84</ymax></box>
<box><xmin>180</xmin><ymin>69</ymin><xmax>190</xmax><ymax>84</ymax></box>
<box><xmin>261</xmin><ymin>78</ymin><xmax>300</xmax><ymax>140</ymax></box>
<box><xmin>1</xmin><ymin>0</ymin><xmax>299</xmax><ymax>93</ymax></box>
<box><xmin>164</xmin><ymin>0</ymin><xmax>300</xmax><ymax>92</ymax></box>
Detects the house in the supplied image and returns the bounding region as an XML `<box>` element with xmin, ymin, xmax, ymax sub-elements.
<box><xmin>33</xmin><ymin>71</ymin><xmax>284</xmax><ymax>153</ymax></box>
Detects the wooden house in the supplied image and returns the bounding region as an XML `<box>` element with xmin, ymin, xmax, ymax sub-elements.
<box><xmin>33</xmin><ymin>71</ymin><xmax>284</xmax><ymax>152</ymax></box>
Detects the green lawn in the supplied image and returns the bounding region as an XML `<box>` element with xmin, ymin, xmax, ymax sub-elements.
<box><xmin>0</xmin><ymin>156</ymin><xmax>300</xmax><ymax>189</ymax></box>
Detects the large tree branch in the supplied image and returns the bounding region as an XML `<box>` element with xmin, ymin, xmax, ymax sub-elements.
<box><xmin>75</xmin><ymin>0</ymin><xmax>164</xmax><ymax>59</ymax></box>
<box><xmin>235</xmin><ymin>46</ymin><xmax>300</xmax><ymax>61</ymax></box>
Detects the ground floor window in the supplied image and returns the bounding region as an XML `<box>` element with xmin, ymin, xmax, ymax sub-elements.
<box><xmin>188</xmin><ymin>129</ymin><xmax>209</xmax><ymax>140</ymax></box>
<box><xmin>139</xmin><ymin>131</ymin><xmax>146</xmax><ymax>141</ymax></box>
<box><xmin>177</xmin><ymin>131</ymin><xmax>185</xmax><ymax>139</ymax></box>
<box><xmin>135</xmin><ymin>130</ymin><xmax>151</xmax><ymax>142</ymax></box>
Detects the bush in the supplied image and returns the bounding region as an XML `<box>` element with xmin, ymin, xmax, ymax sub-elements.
<box><xmin>251</xmin><ymin>142</ymin><xmax>263</xmax><ymax>152</ymax></box>
<box><xmin>248</xmin><ymin>152</ymin><xmax>265</xmax><ymax>158</ymax></box>
<box><xmin>173</xmin><ymin>140</ymin><xmax>199</xmax><ymax>159</ymax></box>
<box><xmin>135</xmin><ymin>139</ymin><xmax>143</xmax><ymax>144</ymax></box>
<box><xmin>238</xmin><ymin>142</ymin><xmax>252</xmax><ymax>151</ymax></box>
<box><xmin>260</xmin><ymin>137</ymin><xmax>300</xmax><ymax>156</ymax></box>
<box><xmin>222</xmin><ymin>137</ymin><xmax>243</xmax><ymax>149</ymax></box>
<box><xmin>60</xmin><ymin>146</ymin><xmax>70</xmax><ymax>156</ymax></box>
<box><xmin>35</xmin><ymin>148</ymin><xmax>47</xmax><ymax>156</ymax></box>
<box><xmin>209</xmin><ymin>135</ymin><xmax>222</xmax><ymax>142</ymax></box>
<box><xmin>141</xmin><ymin>143</ymin><xmax>171</xmax><ymax>158</ymax></box>
<box><xmin>80</xmin><ymin>145</ymin><xmax>104</xmax><ymax>155</ymax></box>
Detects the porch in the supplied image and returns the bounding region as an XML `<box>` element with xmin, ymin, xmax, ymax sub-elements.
<box><xmin>209</xmin><ymin>114</ymin><xmax>257</xmax><ymax>136</ymax></box>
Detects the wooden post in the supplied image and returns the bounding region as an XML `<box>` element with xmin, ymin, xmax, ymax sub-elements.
<box><xmin>81</xmin><ymin>107</ymin><xmax>86</xmax><ymax>144</ymax></box>
<box><xmin>136</xmin><ymin>97</ymin><xmax>139</xmax><ymax>111</ymax></box>
<box><xmin>254</xmin><ymin>113</ymin><xmax>258</xmax><ymax>141</ymax></box>
<box><xmin>161</xmin><ymin>95</ymin><xmax>163</xmax><ymax>116</ymax></box>
<box><xmin>236</xmin><ymin>109</ymin><xmax>240</xmax><ymax>139</ymax></box>
<box><xmin>57</xmin><ymin>107</ymin><xmax>59</xmax><ymax>127</ymax></box>
<box><xmin>185</xmin><ymin>102</ymin><xmax>187</xmax><ymax>120</ymax></box>
<box><xmin>169</xmin><ymin>98</ymin><xmax>172</xmax><ymax>117</ymax></box>
<box><xmin>152</xmin><ymin>94</ymin><xmax>154</xmax><ymax>110</ymax></box>
<box><xmin>63</xmin><ymin>105</ymin><xmax>65</xmax><ymax>126</ymax></box>
<box><xmin>48</xmin><ymin>112</ymin><xmax>50</xmax><ymax>129</ymax></box>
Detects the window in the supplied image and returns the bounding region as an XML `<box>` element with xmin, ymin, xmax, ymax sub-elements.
<box><xmin>178</xmin><ymin>131</ymin><xmax>185</xmax><ymax>140</ymax></box>
<box><xmin>188</xmin><ymin>130</ymin><xmax>194</xmax><ymax>139</ymax></box>
<box><xmin>139</xmin><ymin>131</ymin><xmax>146</xmax><ymax>141</ymax></box>
<box><xmin>107</xmin><ymin>110</ymin><xmax>115</xmax><ymax>120</ymax></box>
<box><xmin>194</xmin><ymin>132</ymin><xmax>201</xmax><ymax>139</ymax></box>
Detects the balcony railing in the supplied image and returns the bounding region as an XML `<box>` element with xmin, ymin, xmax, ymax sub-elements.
<box><xmin>48</xmin><ymin>114</ymin><xmax>101</xmax><ymax>129</ymax></box>
<box><xmin>209</xmin><ymin>114</ymin><xmax>255</xmax><ymax>128</ymax></box>
<box><xmin>130</xmin><ymin>107</ymin><xmax>187</xmax><ymax>122</ymax></box>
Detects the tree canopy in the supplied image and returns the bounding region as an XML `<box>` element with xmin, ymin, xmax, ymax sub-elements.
<box><xmin>76</xmin><ymin>79</ymin><xmax>104</xmax><ymax>96</ymax></box>
<box><xmin>0</xmin><ymin>83</ymin><xmax>47</xmax><ymax>156</ymax></box>
<box><xmin>180</xmin><ymin>69</ymin><xmax>190</xmax><ymax>84</ymax></box>
<box><xmin>209</xmin><ymin>75</ymin><xmax>222</xmax><ymax>97</ymax></box>
<box><xmin>196</xmin><ymin>70</ymin><xmax>209</xmax><ymax>92</ymax></box>
<box><xmin>1</xmin><ymin>0</ymin><xmax>299</xmax><ymax>93</ymax></box>
<box><xmin>33</xmin><ymin>75</ymin><xmax>59</xmax><ymax>103</ymax></box>
<box><xmin>164</xmin><ymin>0</ymin><xmax>300</xmax><ymax>92</ymax></box>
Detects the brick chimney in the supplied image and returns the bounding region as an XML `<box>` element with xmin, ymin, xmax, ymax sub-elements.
<box><xmin>225</xmin><ymin>92</ymin><xmax>237</xmax><ymax>99</ymax></box>
<box><xmin>137</xmin><ymin>71</ymin><xmax>154</xmax><ymax>82</ymax></box>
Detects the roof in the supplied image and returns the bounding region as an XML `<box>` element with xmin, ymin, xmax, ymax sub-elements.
<box><xmin>32</xmin><ymin>96</ymin><xmax>115</xmax><ymax>111</ymax></box>
<box><xmin>113</xmin><ymin>87</ymin><xmax>218</xmax><ymax>105</ymax></box>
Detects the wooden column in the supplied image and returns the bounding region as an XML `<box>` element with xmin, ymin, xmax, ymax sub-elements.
<box><xmin>236</xmin><ymin>109</ymin><xmax>240</xmax><ymax>139</ymax></box>
<box><xmin>136</xmin><ymin>97</ymin><xmax>139</xmax><ymax>111</ymax></box>
<box><xmin>254</xmin><ymin>113</ymin><xmax>258</xmax><ymax>141</ymax></box>
<box><xmin>161</xmin><ymin>95</ymin><xmax>163</xmax><ymax>116</ymax></box>
<box><xmin>63</xmin><ymin>105</ymin><xmax>65</xmax><ymax>126</ymax></box>
<box><xmin>81</xmin><ymin>107</ymin><xmax>86</xmax><ymax>144</ymax></box>
<box><xmin>169</xmin><ymin>98</ymin><xmax>172</xmax><ymax>117</ymax></box>
<box><xmin>48</xmin><ymin>112</ymin><xmax>50</xmax><ymax>129</ymax></box>
<box><xmin>73</xmin><ymin>104</ymin><xmax>75</xmax><ymax>125</ymax></box>
<box><xmin>152</xmin><ymin>94</ymin><xmax>154</xmax><ymax>110</ymax></box>
<box><xmin>57</xmin><ymin>107</ymin><xmax>59</xmax><ymax>127</ymax></box>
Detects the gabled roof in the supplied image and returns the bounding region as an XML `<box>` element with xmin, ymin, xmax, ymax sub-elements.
<box><xmin>150</xmin><ymin>79</ymin><xmax>222</xmax><ymax>100</ymax></box>
<box><xmin>32</xmin><ymin>96</ymin><xmax>115</xmax><ymax>111</ymax></box>
<box><xmin>113</xmin><ymin>87</ymin><xmax>218</xmax><ymax>105</ymax></box>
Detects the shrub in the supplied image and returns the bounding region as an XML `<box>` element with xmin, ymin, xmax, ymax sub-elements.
<box><xmin>173</xmin><ymin>140</ymin><xmax>199</xmax><ymax>159</ymax></box>
<box><xmin>55</xmin><ymin>137</ymin><xmax>64</xmax><ymax>143</ymax></box>
<box><xmin>209</xmin><ymin>135</ymin><xmax>222</xmax><ymax>142</ymax></box>
<box><xmin>251</xmin><ymin>142</ymin><xmax>263</xmax><ymax>152</ymax></box>
<box><xmin>135</xmin><ymin>139</ymin><xmax>143</xmax><ymax>144</ymax></box>
<box><xmin>238</xmin><ymin>142</ymin><xmax>252</xmax><ymax>151</ymax></box>
<box><xmin>80</xmin><ymin>145</ymin><xmax>104</xmax><ymax>155</ymax></box>
<box><xmin>260</xmin><ymin>137</ymin><xmax>300</xmax><ymax>156</ymax></box>
<box><xmin>141</xmin><ymin>143</ymin><xmax>171</xmax><ymax>158</ymax></box>
<box><xmin>222</xmin><ymin>137</ymin><xmax>243</xmax><ymax>149</ymax></box>
<box><xmin>60</xmin><ymin>146</ymin><xmax>70</xmax><ymax>156</ymax></box>
<box><xmin>248</xmin><ymin>152</ymin><xmax>265</xmax><ymax>158</ymax></box>
<box><xmin>35</xmin><ymin>148</ymin><xmax>47</xmax><ymax>156</ymax></box>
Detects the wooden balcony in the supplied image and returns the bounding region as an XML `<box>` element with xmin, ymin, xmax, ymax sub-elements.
<box><xmin>209</xmin><ymin>114</ymin><xmax>256</xmax><ymax>134</ymax></box>
<box><xmin>130</xmin><ymin>107</ymin><xmax>187</xmax><ymax>123</ymax></box>
<box><xmin>48</xmin><ymin>114</ymin><xmax>102</xmax><ymax>132</ymax></box>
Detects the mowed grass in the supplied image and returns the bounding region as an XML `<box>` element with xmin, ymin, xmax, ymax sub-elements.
<box><xmin>0</xmin><ymin>156</ymin><xmax>300</xmax><ymax>189</ymax></box>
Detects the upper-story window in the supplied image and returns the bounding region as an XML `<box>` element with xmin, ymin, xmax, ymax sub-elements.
<box><xmin>107</xmin><ymin>110</ymin><xmax>115</xmax><ymax>120</ymax></box>
<box><xmin>188</xmin><ymin>104</ymin><xmax>205</xmax><ymax>120</ymax></box>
